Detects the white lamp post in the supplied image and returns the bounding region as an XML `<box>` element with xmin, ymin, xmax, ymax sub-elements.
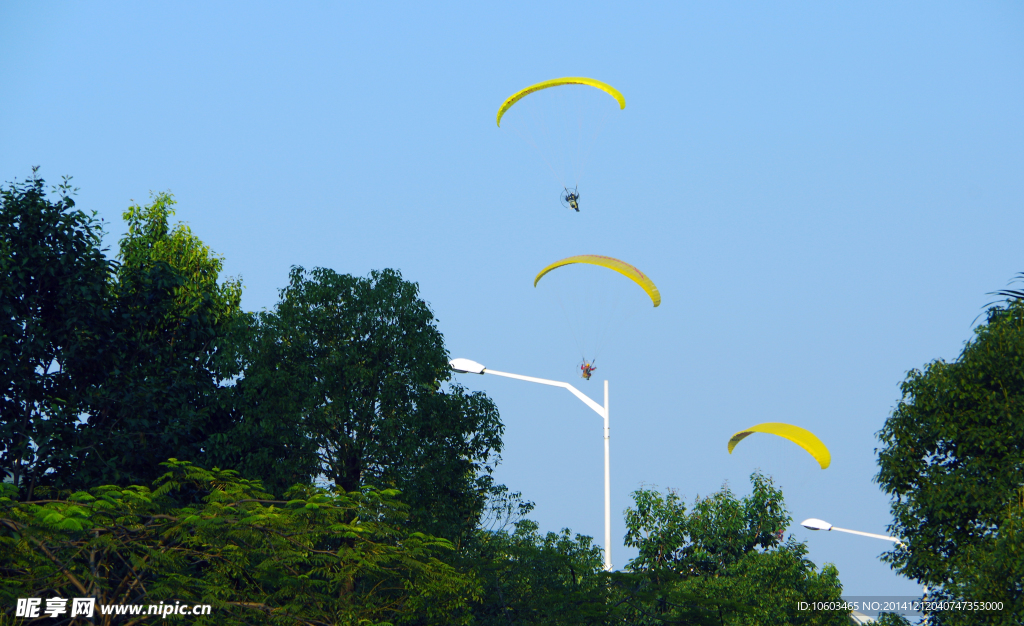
<box><xmin>449</xmin><ymin>358</ymin><xmax>613</xmax><ymax>572</ymax></box>
<box><xmin>801</xmin><ymin>518</ymin><xmax>906</xmax><ymax>547</ymax></box>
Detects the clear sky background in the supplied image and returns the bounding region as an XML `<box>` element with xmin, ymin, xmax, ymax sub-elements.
<box><xmin>4</xmin><ymin>1</ymin><xmax>1023</xmax><ymax>598</ymax></box>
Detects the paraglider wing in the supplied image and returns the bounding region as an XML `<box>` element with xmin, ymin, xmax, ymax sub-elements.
<box><xmin>534</xmin><ymin>255</ymin><xmax>661</xmax><ymax>307</ymax></box>
<box><xmin>496</xmin><ymin>77</ymin><xmax>626</xmax><ymax>127</ymax></box>
<box><xmin>727</xmin><ymin>422</ymin><xmax>831</xmax><ymax>469</ymax></box>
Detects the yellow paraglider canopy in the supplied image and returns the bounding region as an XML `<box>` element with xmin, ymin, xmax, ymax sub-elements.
<box><xmin>496</xmin><ymin>77</ymin><xmax>626</xmax><ymax>127</ymax></box>
<box><xmin>534</xmin><ymin>255</ymin><xmax>661</xmax><ymax>307</ymax></box>
<box><xmin>728</xmin><ymin>423</ymin><xmax>831</xmax><ymax>470</ymax></box>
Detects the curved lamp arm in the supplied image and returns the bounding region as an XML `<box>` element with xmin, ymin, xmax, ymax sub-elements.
<box><xmin>450</xmin><ymin>358</ymin><xmax>613</xmax><ymax>572</ymax></box>
<box><xmin>801</xmin><ymin>518</ymin><xmax>906</xmax><ymax>547</ymax></box>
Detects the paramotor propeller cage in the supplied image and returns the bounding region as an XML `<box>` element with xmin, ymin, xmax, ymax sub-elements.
<box><xmin>561</xmin><ymin>187</ymin><xmax>580</xmax><ymax>212</ymax></box>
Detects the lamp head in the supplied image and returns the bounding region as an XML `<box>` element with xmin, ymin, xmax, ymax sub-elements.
<box><xmin>801</xmin><ymin>518</ymin><xmax>833</xmax><ymax>531</ymax></box>
<box><xmin>449</xmin><ymin>358</ymin><xmax>486</xmax><ymax>375</ymax></box>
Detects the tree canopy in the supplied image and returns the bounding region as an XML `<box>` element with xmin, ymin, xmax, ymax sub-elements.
<box><xmin>0</xmin><ymin>460</ymin><xmax>477</xmax><ymax>626</ymax></box>
<box><xmin>65</xmin><ymin>192</ymin><xmax>243</xmax><ymax>490</ymax></box>
<box><xmin>876</xmin><ymin>300</ymin><xmax>1024</xmax><ymax>624</ymax></box>
<box><xmin>465</xmin><ymin>517</ymin><xmax>607</xmax><ymax>626</ymax></box>
<box><xmin>0</xmin><ymin>170</ymin><xmax>113</xmax><ymax>499</ymax></box>
<box><xmin>611</xmin><ymin>473</ymin><xmax>849</xmax><ymax>625</ymax></box>
<box><xmin>211</xmin><ymin>265</ymin><xmax>505</xmax><ymax>542</ymax></box>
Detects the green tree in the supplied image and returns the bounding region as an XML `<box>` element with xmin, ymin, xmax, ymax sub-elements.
<box><xmin>965</xmin><ymin>486</ymin><xmax>1024</xmax><ymax>618</ymax></box>
<box><xmin>876</xmin><ymin>301</ymin><xmax>1024</xmax><ymax>625</ymax></box>
<box><xmin>67</xmin><ymin>193</ymin><xmax>243</xmax><ymax>489</ymax></box>
<box><xmin>0</xmin><ymin>169</ymin><xmax>113</xmax><ymax>500</ymax></box>
<box><xmin>466</xmin><ymin>517</ymin><xmax>607</xmax><ymax>625</ymax></box>
<box><xmin>611</xmin><ymin>473</ymin><xmax>848</xmax><ymax>625</ymax></box>
<box><xmin>212</xmin><ymin>266</ymin><xmax>504</xmax><ymax>543</ymax></box>
<box><xmin>0</xmin><ymin>460</ymin><xmax>477</xmax><ymax>625</ymax></box>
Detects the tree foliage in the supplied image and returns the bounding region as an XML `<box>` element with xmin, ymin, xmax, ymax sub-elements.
<box><xmin>466</xmin><ymin>519</ymin><xmax>607</xmax><ymax>625</ymax></box>
<box><xmin>212</xmin><ymin>266</ymin><xmax>504</xmax><ymax>542</ymax></box>
<box><xmin>0</xmin><ymin>169</ymin><xmax>113</xmax><ymax>499</ymax></box>
<box><xmin>0</xmin><ymin>460</ymin><xmax>477</xmax><ymax>626</ymax></box>
<box><xmin>876</xmin><ymin>301</ymin><xmax>1024</xmax><ymax>624</ymax></box>
<box><xmin>610</xmin><ymin>474</ymin><xmax>848</xmax><ymax>625</ymax></box>
<box><xmin>67</xmin><ymin>193</ymin><xmax>243</xmax><ymax>489</ymax></box>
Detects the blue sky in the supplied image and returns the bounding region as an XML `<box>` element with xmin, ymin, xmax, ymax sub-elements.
<box><xmin>3</xmin><ymin>1</ymin><xmax>1023</xmax><ymax>598</ymax></box>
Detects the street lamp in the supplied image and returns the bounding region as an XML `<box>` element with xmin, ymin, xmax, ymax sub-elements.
<box><xmin>801</xmin><ymin>518</ymin><xmax>906</xmax><ymax>547</ymax></box>
<box><xmin>449</xmin><ymin>358</ymin><xmax>613</xmax><ymax>571</ymax></box>
<box><xmin>801</xmin><ymin>519</ymin><xmax>923</xmax><ymax>603</ymax></box>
